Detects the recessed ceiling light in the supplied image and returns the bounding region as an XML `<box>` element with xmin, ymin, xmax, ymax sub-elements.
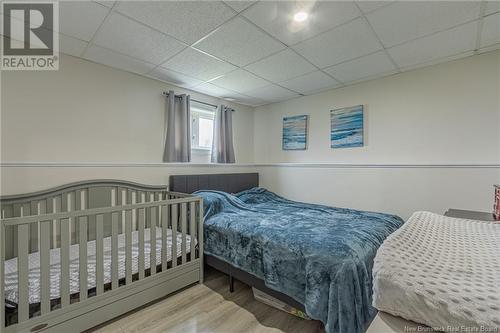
<box><xmin>293</xmin><ymin>11</ymin><xmax>308</xmax><ymax>22</ymax></box>
<box><xmin>224</xmin><ymin>97</ymin><xmax>236</xmax><ymax>101</ymax></box>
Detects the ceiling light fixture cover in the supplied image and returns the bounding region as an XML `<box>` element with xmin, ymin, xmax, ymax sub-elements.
<box><xmin>294</xmin><ymin>11</ymin><xmax>308</xmax><ymax>22</ymax></box>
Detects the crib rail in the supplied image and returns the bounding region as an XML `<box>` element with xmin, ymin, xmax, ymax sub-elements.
<box><xmin>0</xmin><ymin>181</ymin><xmax>203</xmax><ymax>333</ymax></box>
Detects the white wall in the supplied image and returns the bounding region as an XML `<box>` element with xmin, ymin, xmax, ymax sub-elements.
<box><xmin>254</xmin><ymin>51</ymin><xmax>500</xmax><ymax>219</ymax></box>
<box><xmin>256</xmin><ymin>166</ymin><xmax>499</xmax><ymax>220</ymax></box>
<box><xmin>0</xmin><ymin>54</ymin><xmax>254</xmax><ymax>194</ymax></box>
<box><xmin>1</xmin><ymin>54</ymin><xmax>254</xmax><ymax>164</ymax></box>
<box><xmin>254</xmin><ymin>51</ymin><xmax>500</xmax><ymax>164</ymax></box>
<box><xmin>2</xmin><ymin>51</ymin><xmax>499</xmax><ymax>220</ymax></box>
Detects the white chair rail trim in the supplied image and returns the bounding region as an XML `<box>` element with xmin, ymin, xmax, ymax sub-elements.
<box><xmin>0</xmin><ymin>162</ymin><xmax>499</xmax><ymax>168</ymax></box>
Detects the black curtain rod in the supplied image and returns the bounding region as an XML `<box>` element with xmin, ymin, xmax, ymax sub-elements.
<box><xmin>162</xmin><ymin>91</ymin><xmax>218</xmax><ymax>109</ymax></box>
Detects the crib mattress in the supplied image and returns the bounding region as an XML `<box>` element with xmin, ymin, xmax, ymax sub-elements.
<box><xmin>4</xmin><ymin>227</ymin><xmax>195</xmax><ymax>306</ymax></box>
<box><xmin>372</xmin><ymin>211</ymin><xmax>500</xmax><ymax>330</ymax></box>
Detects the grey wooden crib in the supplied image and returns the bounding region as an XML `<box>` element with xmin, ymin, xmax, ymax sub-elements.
<box><xmin>0</xmin><ymin>180</ymin><xmax>204</xmax><ymax>333</ymax></box>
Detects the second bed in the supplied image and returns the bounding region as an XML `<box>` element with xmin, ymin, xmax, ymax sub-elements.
<box><xmin>170</xmin><ymin>173</ymin><xmax>404</xmax><ymax>333</ymax></box>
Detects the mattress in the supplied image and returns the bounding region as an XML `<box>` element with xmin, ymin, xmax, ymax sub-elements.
<box><xmin>373</xmin><ymin>211</ymin><xmax>500</xmax><ymax>330</ymax></box>
<box><xmin>366</xmin><ymin>312</ymin><xmax>425</xmax><ymax>333</ymax></box>
<box><xmin>4</xmin><ymin>227</ymin><xmax>194</xmax><ymax>306</ymax></box>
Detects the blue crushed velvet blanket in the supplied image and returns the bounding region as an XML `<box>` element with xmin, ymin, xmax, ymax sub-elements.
<box><xmin>195</xmin><ymin>188</ymin><xmax>404</xmax><ymax>333</ymax></box>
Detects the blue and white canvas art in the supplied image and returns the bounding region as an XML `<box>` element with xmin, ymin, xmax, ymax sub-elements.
<box><xmin>283</xmin><ymin>115</ymin><xmax>308</xmax><ymax>150</ymax></box>
<box><xmin>330</xmin><ymin>105</ymin><xmax>364</xmax><ymax>148</ymax></box>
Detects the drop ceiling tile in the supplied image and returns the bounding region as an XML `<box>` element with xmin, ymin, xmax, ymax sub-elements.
<box><xmin>116</xmin><ymin>1</ymin><xmax>236</xmax><ymax>44</ymax></box>
<box><xmin>218</xmin><ymin>91</ymin><xmax>265</xmax><ymax>106</ymax></box>
<box><xmin>149</xmin><ymin>67</ymin><xmax>203</xmax><ymax>88</ymax></box>
<box><xmin>93</xmin><ymin>13</ymin><xmax>186</xmax><ymax>64</ymax></box>
<box><xmin>404</xmin><ymin>51</ymin><xmax>476</xmax><ymax>71</ymax></box>
<box><xmin>220</xmin><ymin>90</ymin><xmax>248</xmax><ymax>100</ymax></box>
<box><xmin>243</xmin><ymin>1</ymin><xmax>361</xmax><ymax>45</ymax></box>
<box><xmin>162</xmin><ymin>48</ymin><xmax>237</xmax><ymax>81</ymax></box>
<box><xmin>93</xmin><ymin>1</ymin><xmax>115</xmax><ymax>8</ymax></box>
<box><xmin>245</xmin><ymin>49</ymin><xmax>316</xmax><ymax>82</ymax></box>
<box><xmin>210</xmin><ymin>69</ymin><xmax>269</xmax><ymax>93</ymax></box>
<box><xmin>60</xmin><ymin>34</ymin><xmax>87</xmax><ymax>57</ymax></box>
<box><xmin>293</xmin><ymin>18</ymin><xmax>382</xmax><ymax>68</ymax></box>
<box><xmin>481</xmin><ymin>12</ymin><xmax>500</xmax><ymax>48</ymax></box>
<box><xmin>280</xmin><ymin>71</ymin><xmax>341</xmax><ymax>94</ymax></box>
<box><xmin>192</xmin><ymin>83</ymin><xmax>236</xmax><ymax>98</ymax></box>
<box><xmin>60</xmin><ymin>1</ymin><xmax>109</xmax><ymax>41</ymax></box>
<box><xmin>485</xmin><ymin>2</ymin><xmax>500</xmax><ymax>16</ymax></box>
<box><xmin>324</xmin><ymin>51</ymin><xmax>397</xmax><ymax>84</ymax></box>
<box><xmin>229</xmin><ymin>94</ymin><xmax>267</xmax><ymax>107</ymax></box>
<box><xmin>355</xmin><ymin>1</ymin><xmax>395</xmax><ymax>14</ymax></box>
<box><xmin>194</xmin><ymin>17</ymin><xmax>285</xmax><ymax>67</ymax></box>
<box><xmin>83</xmin><ymin>45</ymin><xmax>155</xmax><ymax>75</ymax></box>
<box><xmin>366</xmin><ymin>1</ymin><xmax>481</xmax><ymax>48</ymax></box>
<box><xmin>223</xmin><ymin>1</ymin><xmax>256</xmax><ymax>13</ymax></box>
<box><xmin>245</xmin><ymin>84</ymin><xmax>300</xmax><ymax>102</ymax></box>
<box><xmin>388</xmin><ymin>22</ymin><xmax>477</xmax><ymax>69</ymax></box>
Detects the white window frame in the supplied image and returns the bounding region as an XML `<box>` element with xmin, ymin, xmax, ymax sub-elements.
<box><xmin>191</xmin><ymin>104</ymin><xmax>216</xmax><ymax>151</ymax></box>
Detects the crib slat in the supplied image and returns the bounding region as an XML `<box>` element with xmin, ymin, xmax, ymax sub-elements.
<box><xmin>190</xmin><ymin>202</ymin><xmax>196</xmax><ymax>262</ymax></box>
<box><xmin>161</xmin><ymin>204</ymin><xmax>169</xmax><ymax>271</ymax></box>
<box><xmin>79</xmin><ymin>216</ymin><xmax>88</xmax><ymax>301</ymax></box>
<box><xmin>35</xmin><ymin>200</ymin><xmax>46</xmax><ymax>253</ymax></box>
<box><xmin>29</xmin><ymin>202</ymin><xmax>37</xmax><ymax>253</ymax></box>
<box><xmin>138</xmin><ymin>207</ymin><xmax>145</xmax><ymax>280</ymax></box>
<box><xmin>17</xmin><ymin>224</ymin><xmax>29</xmax><ymax>322</ymax></box>
<box><xmin>150</xmin><ymin>198</ymin><xmax>157</xmax><ymax>276</ymax></box>
<box><xmin>40</xmin><ymin>220</ymin><xmax>51</xmax><ymax>314</ymax></box>
<box><xmin>60</xmin><ymin>218</ymin><xmax>70</xmax><ymax>307</ymax></box>
<box><xmin>121</xmin><ymin>189</ymin><xmax>127</xmax><ymax>234</ymax></box>
<box><xmin>111</xmin><ymin>212</ymin><xmax>119</xmax><ymax>289</ymax></box>
<box><xmin>171</xmin><ymin>204</ymin><xmax>178</xmax><ymax>268</ymax></box>
<box><xmin>132</xmin><ymin>191</ymin><xmax>137</xmax><ymax>230</ymax></box>
<box><xmin>125</xmin><ymin>210</ymin><xmax>132</xmax><ymax>284</ymax></box>
<box><xmin>111</xmin><ymin>187</ymin><xmax>117</xmax><ymax>207</ymax></box>
<box><xmin>181</xmin><ymin>203</ymin><xmax>187</xmax><ymax>264</ymax></box>
<box><xmin>96</xmin><ymin>214</ymin><xmax>104</xmax><ymax>295</ymax></box>
<box><xmin>52</xmin><ymin>196</ymin><xmax>61</xmax><ymax>248</ymax></box>
<box><xmin>70</xmin><ymin>191</ymin><xmax>77</xmax><ymax>244</ymax></box>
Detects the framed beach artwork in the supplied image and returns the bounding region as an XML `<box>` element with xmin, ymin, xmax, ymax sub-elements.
<box><xmin>330</xmin><ymin>105</ymin><xmax>364</xmax><ymax>148</ymax></box>
<box><xmin>282</xmin><ymin>115</ymin><xmax>308</xmax><ymax>150</ymax></box>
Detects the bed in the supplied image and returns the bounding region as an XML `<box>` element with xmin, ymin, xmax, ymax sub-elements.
<box><xmin>1</xmin><ymin>180</ymin><xmax>203</xmax><ymax>333</ymax></box>
<box><xmin>169</xmin><ymin>173</ymin><xmax>405</xmax><ymax>333</ymax></box>
<box><xmin>372</xmin><ymin>211</ymin><xmax>500</xmax><ymax>331</ymax></box>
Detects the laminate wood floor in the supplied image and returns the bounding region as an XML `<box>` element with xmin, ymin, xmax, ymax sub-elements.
<box><xmin>89</xmin><ymin>268</ymin><xmax>324</xmax><ymax>333</ymax></box>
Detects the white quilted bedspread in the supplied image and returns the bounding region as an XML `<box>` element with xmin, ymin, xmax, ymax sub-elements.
<box><xmin>373</xmin><ymin>211</ymin><xmax>500</xmax><ymax>330</ymax></box>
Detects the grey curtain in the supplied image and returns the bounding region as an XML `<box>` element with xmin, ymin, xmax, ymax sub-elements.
<box><xmin>163</xmin><ymin>90</ymin><xmax>191</xmax><ymax>162</ymax></box>
<box><xmin>211</xmin><ymin>105</ymin><xmax>235</xmax><ymax>163</ymax></box>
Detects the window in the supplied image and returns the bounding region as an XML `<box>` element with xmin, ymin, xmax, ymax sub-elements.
<box><xmin>191</xmin><ymin>104</ymin><xmax>215</xmax><ymax>150</ymax></box>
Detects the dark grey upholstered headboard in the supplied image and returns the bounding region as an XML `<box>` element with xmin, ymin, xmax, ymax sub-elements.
<box><xmin>169</xmin><ymin>173</ymin><xmax>259</xmax><ymax>194</ymax></box>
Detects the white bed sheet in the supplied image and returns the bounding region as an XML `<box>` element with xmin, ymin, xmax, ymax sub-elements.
<box><xmin>372</xmin><ymin>211</ymin><xmax>500</xmax><ymax>330</ymax></box>
<box><xmin>4</xmin><ymin>227</ymin><xmax>195</xmax><ymax>305</ymax></box>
